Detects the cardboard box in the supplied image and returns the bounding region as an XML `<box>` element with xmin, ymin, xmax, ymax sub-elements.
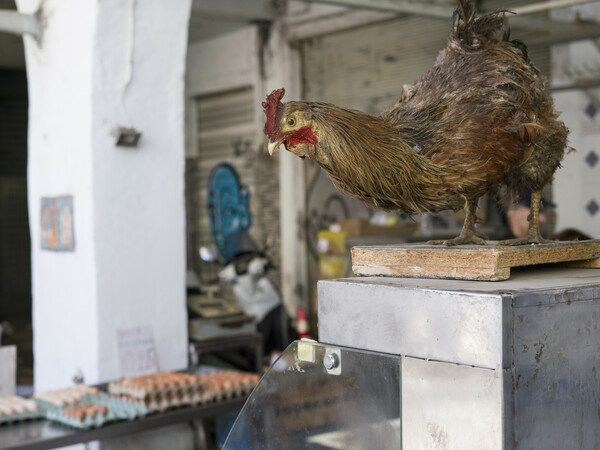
<box><xmin>337</xmin><ymin>218</ymin><xmax>418</xmax><ymax>236</ymax></box>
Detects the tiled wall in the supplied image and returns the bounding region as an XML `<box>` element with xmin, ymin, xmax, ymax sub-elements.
<box><xmin>552</xmin><ymin>8</ymin><xmax>600</xmax><ymax>239</ymax></box>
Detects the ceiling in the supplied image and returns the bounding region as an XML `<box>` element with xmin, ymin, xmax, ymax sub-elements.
<box><xmin>2</xmin><ymin>0</ymin><xmax>600</xmax><ymax>69</ymax></box>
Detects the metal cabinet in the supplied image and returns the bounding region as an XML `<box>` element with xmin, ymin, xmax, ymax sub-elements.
<box><xmin>318</xmin><ymin>267</ymin><xmax>600</xmax><ymax>449</ymax></box>
<box><xmin>225</xmin><ymin>267</ymin><xmax>600</xmax><ymax>449</ymax></box>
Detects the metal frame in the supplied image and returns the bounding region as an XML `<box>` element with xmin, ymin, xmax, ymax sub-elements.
<box><xmin>512</xmin><ymin>0</ymin><xmax>598</xmax><ymax>15</ymax></box>
<box><xmin>294</xmin><ymin>0</ymin><xmax>600</xmax><ymax>45</ymax></box>
<box><xmin>300</xmin><ymin>0</ymin><xmax>599</xmax><ymax>16</ymax></box>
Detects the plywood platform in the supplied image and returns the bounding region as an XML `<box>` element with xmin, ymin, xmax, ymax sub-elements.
<box><xmin>351</xmin><ymin>240</ymin><xmax>600</xmax><ymax>281</ymax></box>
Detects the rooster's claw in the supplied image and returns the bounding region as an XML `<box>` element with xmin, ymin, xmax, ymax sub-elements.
<box><xmin>495</xmin><ymin>234</ymin><xmax>554</xmax><ymax>246</ymax></box>
<box><xmin>427</xmin><ymin>235</ymin><xmax>488</xmax><ymax>246</ymax></box>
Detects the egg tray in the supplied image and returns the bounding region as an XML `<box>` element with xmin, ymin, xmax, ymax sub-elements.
<box><xmin>198</xmin><ymin>370</ymin><xmax>261</xmax><ymax>403</ymax></box>
<box><xmin>0</xmin><ymin>396</ymin><xmax>45</xmax><ymax>425</ymax></box>
<box><xmin>109</xmin><ymin>383</ymin><xmax>207</xmax><ymax>413</ymax></box>
<box><xmin>112</xmin><ymin>388</ymin><xmax>212</xmax><ymax>414</ymax></box>
<box><xmin>33</xmin><ymin>385</ymin><xmax>99</xmax><ymax>408</ymax></box>
<box><xmin>40</xmin><ymin>393</ymin><xmax>147</xmax><ymax>429</ymax></box>
<box><xmin>203</xmin><ymin>382</ymin><xmax>256</xmax><ymax>403</ymax></box>
<box><xmin>0</xmin><ymin>409</ymin><xmax>45</xmax><ymax>425</ymax></box>
<box><xmin>110</xmin><ymin>377</ymin><xmax>258</xmax><ymax>414</ymax></box>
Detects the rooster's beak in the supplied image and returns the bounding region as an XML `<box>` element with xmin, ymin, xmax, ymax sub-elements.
<box><xmin>268</xmin><ymin>140</ymin><xmax>282</xmax><ymax>156</ymax></box>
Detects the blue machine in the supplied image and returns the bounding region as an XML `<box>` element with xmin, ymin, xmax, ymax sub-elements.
<box><xmin>208</xmin><ymin>163</ymin><xmax>251</xmax><ymax>263</ymax></box>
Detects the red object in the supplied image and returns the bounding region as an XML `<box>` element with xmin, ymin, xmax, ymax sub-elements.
<box><xmin>285</xmin><ymin>126</ymin><xmax>319</xmax><ymax>159</ymax></box>
<box><xmin>262</xmin><ymin>88</ymin><xmax>285</xmax><ymax>141</ymax></box>
<box><xmin>296</xmin><ymin>307</ymin><xmax>310</xmax><ymax>339</ymax></box>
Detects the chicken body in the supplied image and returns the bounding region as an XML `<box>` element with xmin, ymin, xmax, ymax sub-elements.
<box><xmin>263</xmin><ymin>0</ymin><xmax>568</xmax><ymax>245</ymax></box>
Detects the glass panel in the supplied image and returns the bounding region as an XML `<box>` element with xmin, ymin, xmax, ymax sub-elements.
<box><xmin>224</xmin><ymin>340</ymin><xmax>401</xmax><ymax>449</ymax></box>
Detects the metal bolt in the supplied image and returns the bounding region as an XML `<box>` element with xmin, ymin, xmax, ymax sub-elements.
<box><xmin>323</xmin><ymin>353</ymin><xmax>339</xmax><ymax>370</ymax></box>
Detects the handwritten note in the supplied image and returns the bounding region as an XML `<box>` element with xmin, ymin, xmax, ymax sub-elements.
<box><xmin>0</xmin><ymin>346</ymin><xmax>16</xmax><ymax>397</ymax></box>
<box><xmin>117</xmin><ymin>327</ymin><xmax>158</xmax><ymax>378</ymax></box>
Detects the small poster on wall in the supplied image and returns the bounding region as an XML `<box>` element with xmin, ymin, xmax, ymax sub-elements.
<box><xmin>41</xmin><ymin>196</ymin><xmax>75</xmax><ymax>251</ymax></box>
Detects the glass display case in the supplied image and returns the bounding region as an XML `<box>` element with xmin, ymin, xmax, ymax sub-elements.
<box><xmin>224</xmin><ymin>340</ymin><xmax>401</xmax><ymax>449</ymax></box>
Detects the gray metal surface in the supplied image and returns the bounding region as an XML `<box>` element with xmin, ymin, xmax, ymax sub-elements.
<box><xmin>318</xmin><ymin>267</ymin><xmax>600</xmax><ymax>448</ymax></box>
<box><xmin>324</xmin><ymin>267</ymin><xmax>600</xmax><ymax>296</ymax></box>
<box><xmin>402</xmin><ymin>357</ymin><xmax>504</xmax><ymax>450</ymax></box>
<box><xmin>319</xmin><ymin>279</ymin><xmax>507</xmax><ymax>369</ymax></box>
<box><xmin>510</xmin><ymin>296</ymin><xmax>600</xmax><ymax>448</ymax></box>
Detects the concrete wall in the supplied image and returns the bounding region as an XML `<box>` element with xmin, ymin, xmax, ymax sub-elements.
<box><xmin>17</xmin><ymin>0</ymin><xmax>190</xmax><ymax>389</ymax></box>
<box><xmin>185</xmin><ymin>24</ymin><xmax>308</xmax><ymax>318</ymax></box>
<box><xmin>186</xmin><ymin>27</ymin><xmax>258</xmax><ymax>98</ymax></box>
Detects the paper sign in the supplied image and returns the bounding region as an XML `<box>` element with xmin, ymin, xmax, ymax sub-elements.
<box><xmin>0</xmin><ymin>346</ymin><xmax>17</xmax><ymax>397</ymax></box>
<box><xmin>117</xmin><ymin>327</ymin><xmax>158</xmax><ymax>378</ymax></box>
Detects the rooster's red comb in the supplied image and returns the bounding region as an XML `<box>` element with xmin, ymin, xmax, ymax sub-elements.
<box><xmin>263</xmin><ymin>88</ymin><xmax>285</xmax><ymax>140</ymax></box>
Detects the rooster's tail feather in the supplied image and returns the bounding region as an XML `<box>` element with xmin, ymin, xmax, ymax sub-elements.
<box><xmin>451</xmin><ymin>0</ymin><xmax>510</xmax><ymax>51</ymax></box>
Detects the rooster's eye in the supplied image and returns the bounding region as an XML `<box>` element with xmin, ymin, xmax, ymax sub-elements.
<box><xmin>287</xmin><ymin>118</ymin><xmax>295</xmax><ymax>126</ymax></box>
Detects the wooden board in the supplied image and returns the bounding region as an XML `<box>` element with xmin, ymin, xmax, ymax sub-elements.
<box><xmin>351</xmin><ymin>240</ymin><xmax>600</xmax><ymax>281</ymax></box>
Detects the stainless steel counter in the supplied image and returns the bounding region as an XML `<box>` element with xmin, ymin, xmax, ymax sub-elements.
<box><xmin>0</xmin><ymin>397</ymin><xmax>246</xmax><ymax>450</ymax></box>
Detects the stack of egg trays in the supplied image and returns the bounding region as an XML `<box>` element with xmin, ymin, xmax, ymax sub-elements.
<box><xmin>38</xmin><ymin>393</ymin><xmax>148</xmax><ymax>429</ymax></box>
<box><xmin>0</xmin><ymin>396</ymin><xmax>45</xmax><ymax>425</ymax></box>
<box><xmin>108</xmin><ymin>375</ymin><xmax>208</xmax><ymax>414</ymax></box>
<box><xmin>199</xmin><ymin>370</ymin><xmax>261</xmax><ymax>402</ymax></box>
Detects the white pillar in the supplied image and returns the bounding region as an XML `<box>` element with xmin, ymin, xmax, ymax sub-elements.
<box><xmin>17</xmin><ymin>0</ymin><xmax>191</xmax><ymax>390</ymax></box>
<box><xmin>263</xmin><ymin>23</ymin><xmax>309</xmax><ymax>318</ymax></box>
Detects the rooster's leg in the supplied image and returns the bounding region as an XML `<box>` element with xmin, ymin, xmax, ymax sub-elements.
<box><xmin>427</xmin><ymin>197</ymin><xmax>489</xmax><ymax>246</ymax></box>
<box><xmin>496</xmin><ymin>190</ymin><xmax>553</xmax><ymax>246</ymax></box>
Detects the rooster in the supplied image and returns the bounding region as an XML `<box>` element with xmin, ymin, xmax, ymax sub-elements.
<box><xmin>263</xmin><ymin>0</ymin><xmax>568</xmax><ymax>246</ymax></box>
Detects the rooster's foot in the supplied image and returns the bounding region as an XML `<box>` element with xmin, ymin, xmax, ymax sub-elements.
<box><xmin>473</xmin><ymin>230</ymin><xmax>490</xmax><ymax>240</ymax></box>
<box><xmin>427</xmin><ymin>234</ymin><xmax>488</xmax><ymax>246</ymax></box>
<box><xmin>496</xmin><ymin>232</ymin><xmax>554</xmax><ymax>246</ymax></box>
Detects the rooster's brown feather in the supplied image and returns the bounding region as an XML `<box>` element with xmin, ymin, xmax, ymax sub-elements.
<box><xmin>263</xmin><ymin>0</ymin><xmax>569</xmax><ymax>245</ymax></box>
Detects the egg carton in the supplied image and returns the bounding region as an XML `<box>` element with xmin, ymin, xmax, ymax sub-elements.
<box><xmin>199</xmin><ymin>370</ymin><xmax>261</xmax><ymax>403</ymax></box>
<box><xmin>108</xmin><ymin>372</ymin><xmax>208</xmax><ymax>413</ymax></box>
<box><xmin>112</xmin><ymin>386</ymin><xmax>210</xmax><ymax>413</ymax></box>
<box><xmin>108</xmin><ymin>372</ymin><xmax>204</xmax><ymax>398</ymax></box>
<box><xmin>108</xmin><ymin>370</ymin><xmax>261</xmax><ymax>413</ymax></box>
<box><xmin>0</xmin><ymin>395</ymin><xmax>44</xmax><ymax>425</ymax></box>
<box><xmin>33</xmin><ymin>385</ymin><xmax>99</xmax><ymax>408</ymax></box>
<box><xmin>109</xmin><ymin>382</ymin><xmax>206</xmax><ymax>403</ymax></box>
<box><xmin>44</xmin><ymin>393</ymin><xmax>147</xmax><ymax>429</ymax></box>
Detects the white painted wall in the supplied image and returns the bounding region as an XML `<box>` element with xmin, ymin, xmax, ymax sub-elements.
<box><xmin>92</xmin><ymin>0</ymin><xmax>191</xmax><ymax>382</ymax></box>
<box><xmin>17</xmin><ymin>0</ymin><xmax>100</xmax><ymax>391</ymax></box>
<box><xmin>18</xmin><ymin>0</ymin><xmax>190</xmax><ymax>389</ymax></box>
<box><xmin>262</xmin><ymin>23</ymin><xmax>309</xmax><ymax>317</ymax></box>
<box><xmin>186</xmin><ymin>27</ymin><xmax>258</xmax><ymax>97</ymax></box>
